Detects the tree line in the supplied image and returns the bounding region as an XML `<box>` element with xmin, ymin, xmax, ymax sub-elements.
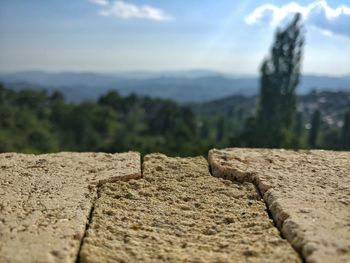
<box><xmin>1</xmin><ymin>83</ymin><xmax>349</xmax><ymax>156</ymax></box>
<box><xmin>0</xmin><ymin>85</ymin><xmax>212</xmax><ymax>156</ymax></box>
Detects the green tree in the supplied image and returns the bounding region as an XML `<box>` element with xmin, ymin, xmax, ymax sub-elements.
<box><xmin>200</xmin><ymin>121</ymin><xmax>210</xmax><ymax>139</ymax></box>
<box><xmin>255</xmin><ymin>13</ymin><xmax>304</xmax><ymax>148</ymax></box>
<box><xmin>308</xmin><ymin>109</ymin><xmax>321</xmax><ymax>148</ymax></box>
<box><xmin>98</xmin><ymin>91</ymin><xmax>122</xmax><ymax>110</ymax></box>
<box><xmin>49</xmin><ymin>91</ymin><xmax>65</xmax><ymax>104</ymax></box>
<box><xmin>216</xmin><ymin>117</ymin><xmax>225</xmax><ymax>142</ymax></box>
<box><xmin>342</xmin><ymin>110</ymin><xmax>350</xmax><ymax>150</ymax></box>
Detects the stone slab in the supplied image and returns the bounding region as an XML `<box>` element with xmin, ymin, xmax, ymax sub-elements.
<box><xmin>79</xmin><ymin>153</ymin><xmax>299</xmax><ymax>263</ymax></box>
<box><xmin>209</xmin><ymin>148</ymin><xmax>350</xmax><ymax>263</ymax></box>
<box><xmin>0</xmin><ymin>152</ymin><xmax>141</xmax><ymax>263</ymax></box>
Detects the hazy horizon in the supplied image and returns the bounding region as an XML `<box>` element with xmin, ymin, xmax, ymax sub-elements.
<box><xmin>1</xmin><ymin>68</ymin><xmax>350</xmax><ymax>78</ymax></box>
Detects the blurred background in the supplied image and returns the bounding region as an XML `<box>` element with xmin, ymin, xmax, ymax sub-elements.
<box><xmin>0</xmin><ymin>0</ymin><xmax>349</xmax><ymax>156</ymax></box>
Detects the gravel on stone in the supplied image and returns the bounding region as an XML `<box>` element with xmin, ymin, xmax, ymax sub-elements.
<box><xmin>209</xmin><ymin>148</ymin><xmax>350</xmax><ymax>263</ymax></box>
<box><xmin>0</xmin><ymin>152</ymin><xmax>140</xmax><ymax>263</ymax></box>
<box><xmin>79</xmin><ymin>153</ymin><xmax>300</xmax><ymax>263</ymax></box>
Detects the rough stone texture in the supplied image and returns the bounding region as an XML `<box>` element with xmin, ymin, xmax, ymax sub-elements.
<box><xmin>209</xmin><ymin>148</ymin><xmax>350</xmax><ymax>263</ymax></box>
<box><xmin>0</xmin><ymin>152</ymin><xmax>141</xmax><ymax>263</ymax></box>
<box><xmin>79</xmin><ymin>153</ymin><xmax>299</xmax><ymax>263</ymax></box>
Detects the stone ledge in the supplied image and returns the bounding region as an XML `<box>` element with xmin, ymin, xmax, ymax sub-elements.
<box><xmin>0</xmin><ymin>149</ymin><xmax>349</xmax><ymax>263</ymax></box>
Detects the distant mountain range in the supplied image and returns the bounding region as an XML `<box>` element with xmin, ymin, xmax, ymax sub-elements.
<box><xmin>1</xmin><ymin>70</ymin><xmax>349</xmax><ymax>103</ymax></box>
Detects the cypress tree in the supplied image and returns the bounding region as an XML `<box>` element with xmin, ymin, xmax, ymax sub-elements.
<box><xmin>256</xmin><ymin>13</ymin><xmax>304</xmax><ymax>148</ymax></box>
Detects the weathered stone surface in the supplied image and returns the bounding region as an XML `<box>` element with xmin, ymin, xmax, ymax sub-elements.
<box><xmin>0</xmin><ymin>152</ymin><xmax>141</xmax><ymax>263</ymax></box>
<box><xmin>80</xmin><ymin>153</ymin><xmax>299</xmax><ymax>263</ymax></box>
<box><xmin>209</xmin><ymin>148</ymin><xmax>350</xmax><ymax>263</ymax></box>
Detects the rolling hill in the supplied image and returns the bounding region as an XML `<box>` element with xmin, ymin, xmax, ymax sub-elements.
<box><xmin>1</xmin><ymin>71</ymin><xmax>349</xmax><ymax>103</ymax></box>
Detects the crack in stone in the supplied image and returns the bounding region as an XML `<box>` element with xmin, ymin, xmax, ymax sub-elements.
<box><xmin>77</xmin><ymin>154</ymin><xmax>300</xmax><ymax>262</ymax></box>
<box><xmin>75</xmin><ymin>170</ymin><xmax>143</xmax><ymax>263</ymax></box>
<box><xmin>252</xmin><ymin>179</ymin><xmax>306</xmax><ymax>263</ymax></box>
<box><xmin>75</xmin><ymin>154</ymin><xmax>301</xmax><ymax>262</ymax></box>
<box><xmin>75</xmin><ymin>189</ymin><xmax>98</xmax><ymax>263</ymax></box>
<box><xmin>207</xmin><ymin>160</ymin><xmax>305</xmax><ymax>262</ymax></box>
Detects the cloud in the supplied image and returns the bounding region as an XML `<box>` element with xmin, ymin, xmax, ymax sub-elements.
<box><xmin>90</xmin><ymin>0</ymin><xmax>109</xmax><ymax>6</ymax></box>
<box><xmin>90</xmin><ymin>0</ymin><xmax>173</xmax><ymax>21</ymax></box>
<box><xmin>245</xmin><ymin>0</ymin><xmax>350</xmax><ymax>37</ymax></box>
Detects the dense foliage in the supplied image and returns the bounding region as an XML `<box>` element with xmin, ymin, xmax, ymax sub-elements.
<box><xmin>0</xmin><ymin>84</ymin><xmax>212</xmax><ymax>156</ymax></box>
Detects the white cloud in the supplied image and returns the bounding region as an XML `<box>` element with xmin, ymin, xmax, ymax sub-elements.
<box><xmin>245</xmin><ymin>0</ymin><xmax>350</xmax><ymax>37</ymax></box>
<box><xmin>90</xmin><ymin>0</ymin><xmax>109</xmax><ymax>6</ymax></box>
<box><xmin>90</xmin><ymin>0</ymin><xmax>173</xmax><ymax>21</ymax></box>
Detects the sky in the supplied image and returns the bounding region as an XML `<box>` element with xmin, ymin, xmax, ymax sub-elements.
<box><xmin>0</xmin><ymin>0</ymin><xmax>349</xmax><ymax>75</ymax></box>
